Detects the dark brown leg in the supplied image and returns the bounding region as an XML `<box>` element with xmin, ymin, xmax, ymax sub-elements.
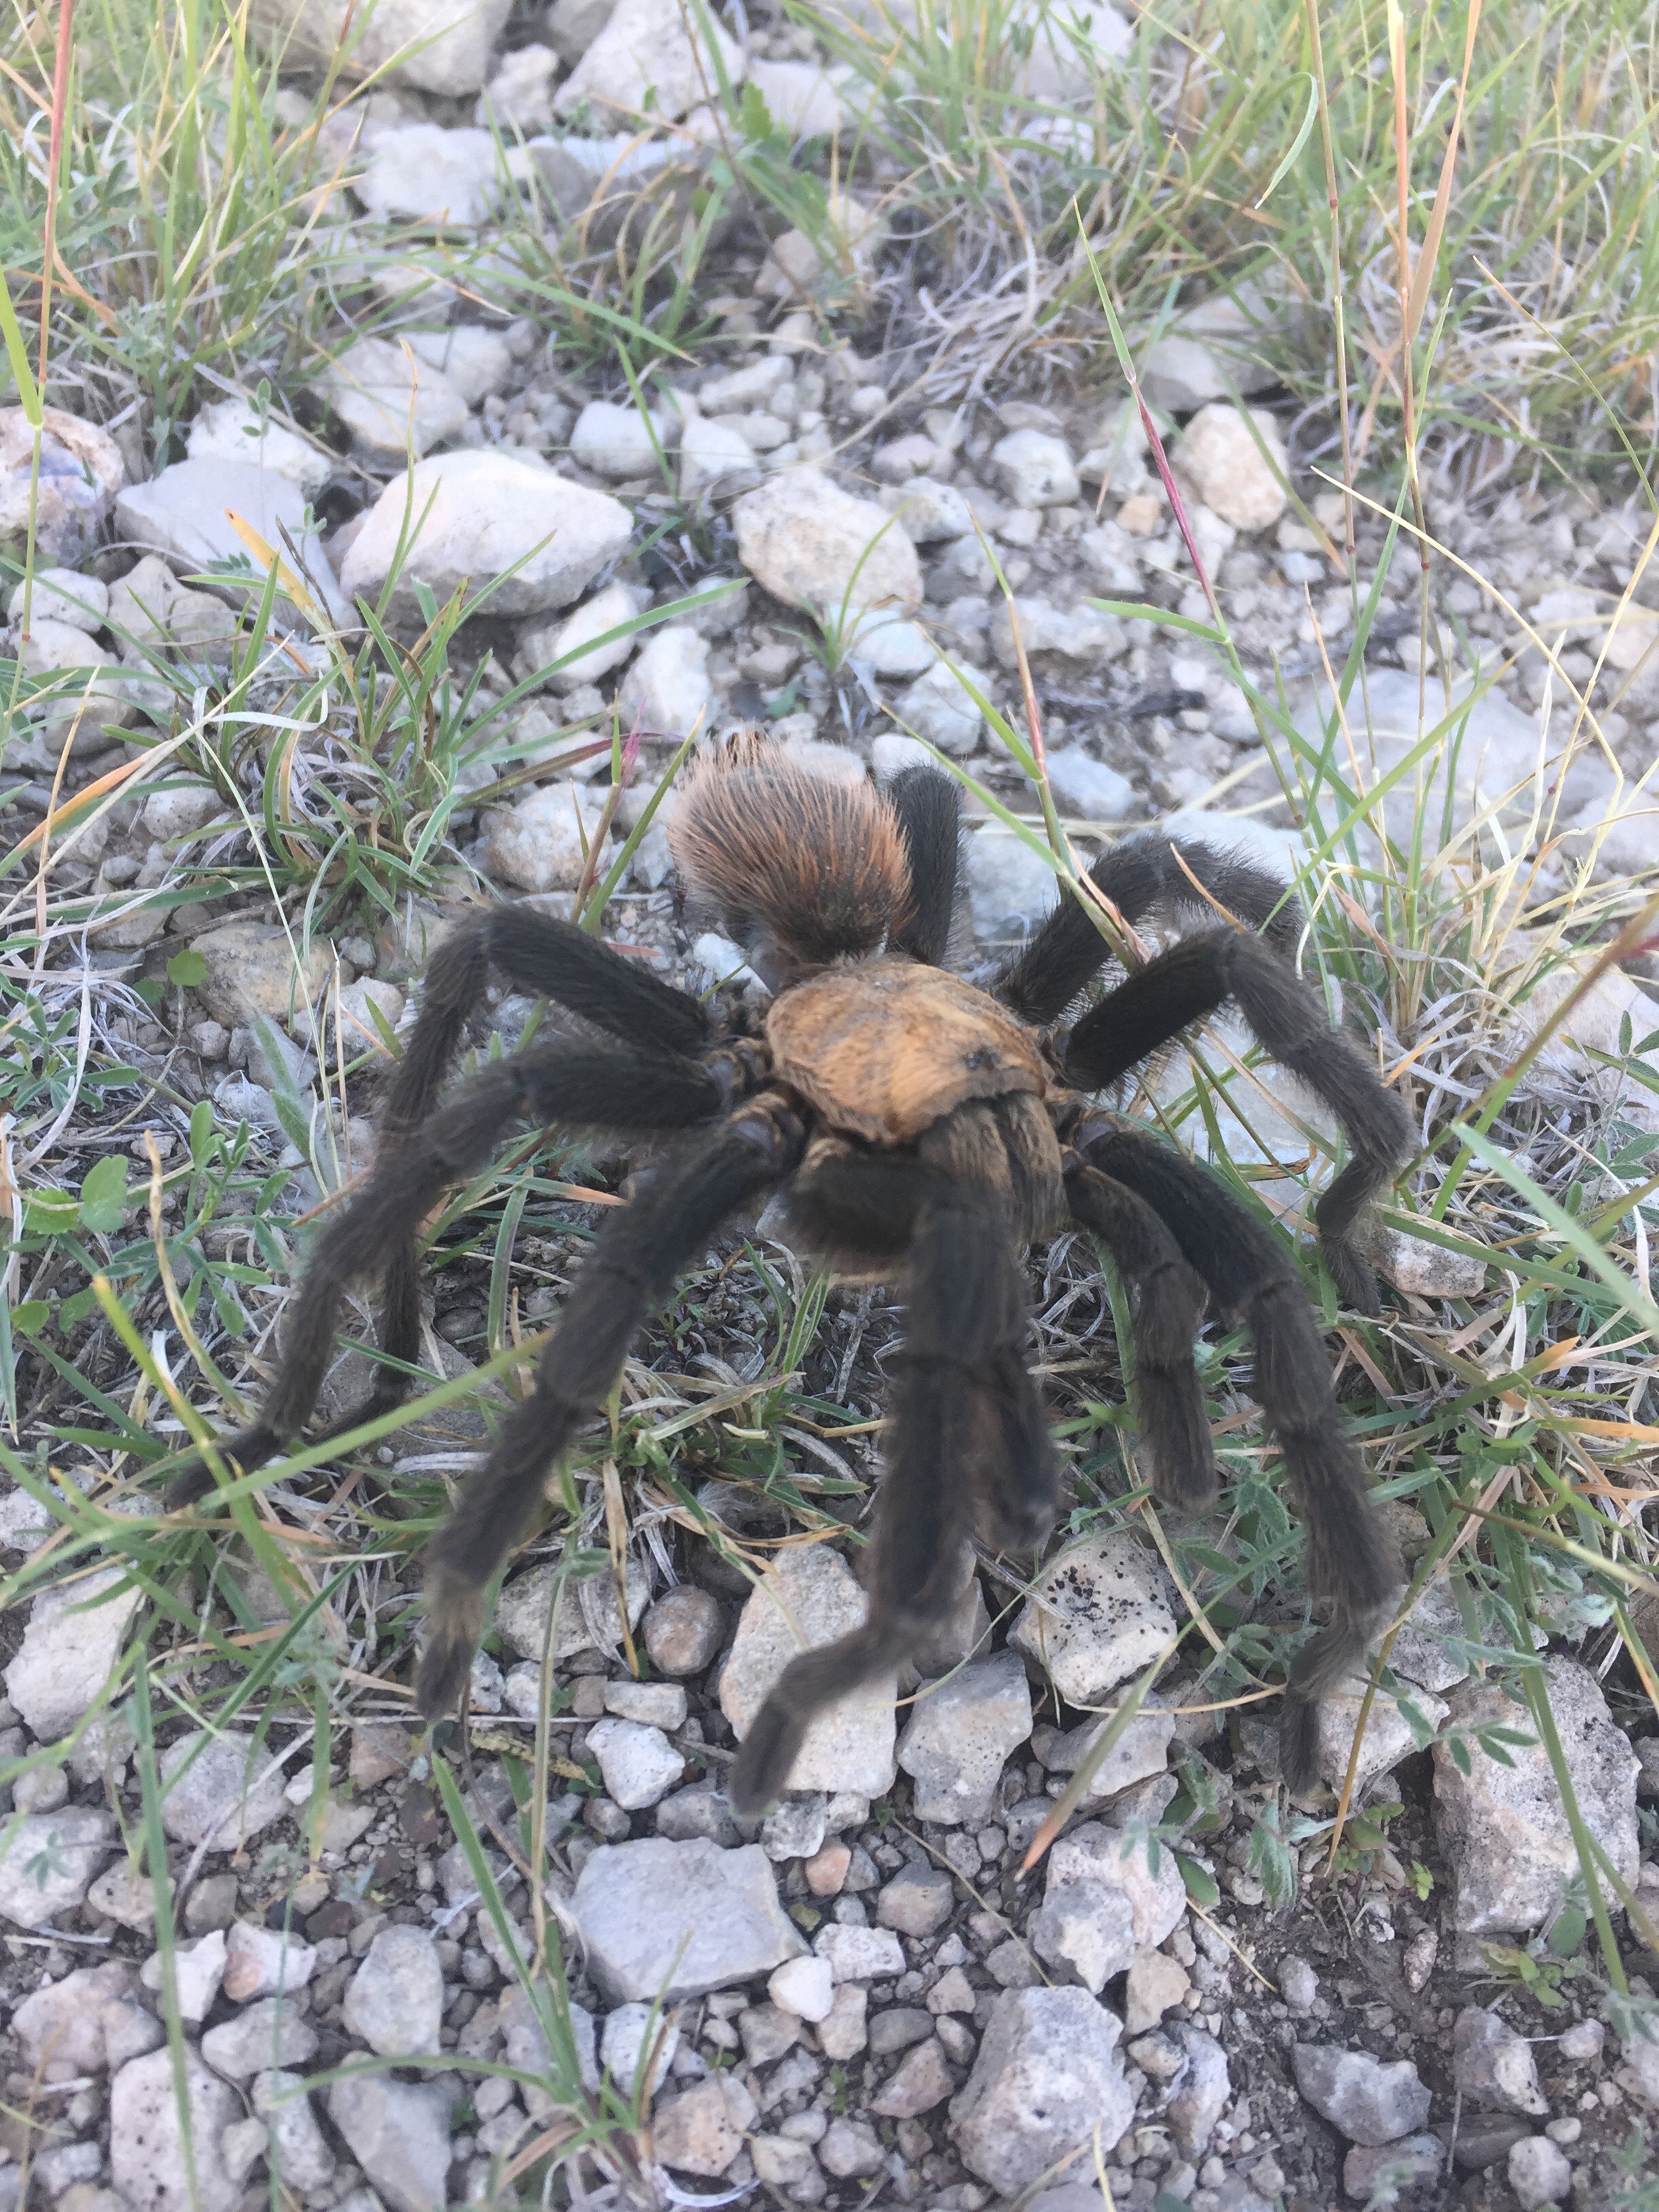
<box><xmin>994</xmin><ymin>834</ymin><xmax>1303</xmax><ymax>1025</ymax></box>
<box><xmin>164</xmin><ymin>1043</ymin><xmax>724</xmax><ymax>1508</ymax></box>
<box><xmin>1079</xmin><ymin>1122</ymin><xmax>1400</xmax><ymax>1793</ymax></box>
<box><xmin>1065</xmin><ymin>1160</ymin><xmax>1214</xmax><ymax>1511</ymax></box>
<box><xmin>416</xmin><ymin>1095</ymin><xmax>804</xmax><ymax>1717</ymax></box>
<box><xmin>1064</xmin><ymin>930</ymin><xmax>1410</xmax><ymax>1311</ymax></box>
<box><xmin>729</xmin><ymin>1162</ymin><xmax>1054</xmax><ymax>1813</ymax></box>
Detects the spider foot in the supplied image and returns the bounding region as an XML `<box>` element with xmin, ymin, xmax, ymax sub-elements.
<box><xmin>417</xmin><ymin>1568</ymin><xmax>491</xmax><ymax>1721</ymax></box>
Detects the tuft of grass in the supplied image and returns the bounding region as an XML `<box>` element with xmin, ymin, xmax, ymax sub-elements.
<box><xmin>817</xmin><ymin>0</ymin><xmax>1659</xmax><ymax>487</ymax></box>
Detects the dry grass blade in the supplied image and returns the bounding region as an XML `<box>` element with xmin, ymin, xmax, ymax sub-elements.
<box><xmin>1405</xmin><ymin>0</ymin><xmax>1485</xmax><ymax>348</ymax></box>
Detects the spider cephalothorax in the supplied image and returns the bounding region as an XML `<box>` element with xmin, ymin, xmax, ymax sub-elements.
<box><xmin>163</xmin><ymin>735</ymin><xmax>1412</xmax><ymax>1806</ymax></box>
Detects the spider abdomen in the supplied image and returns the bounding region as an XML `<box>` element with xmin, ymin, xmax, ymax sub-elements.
<box><xmin>765</xmin><ymin>960</ymin><xmax>1046</xmax><ymax>1146</ymax></box>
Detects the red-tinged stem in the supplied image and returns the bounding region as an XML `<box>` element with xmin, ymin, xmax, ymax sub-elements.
<box><xmin>1132</xmin><ymin>384</ymin><xmax>1225</xmax><ymax>634</ymax></box>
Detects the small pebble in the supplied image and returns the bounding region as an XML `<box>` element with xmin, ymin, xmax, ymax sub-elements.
<box><xmin>804</xmin><ymin>1841</ymin><xmax>851</xmax><ymax>1898</ymax></box>
<box><xmin>768</xmin><ymin>1954</ymin><xmax>834</xmax><ymax>2024</ymax></box>
<box><xmin>1508</xmin><ymin>2133</ymin><xmax>1573</xmax><ymax>2212</ymax></box>
<box><xmin>642</xmin><ymin>1586</ymin><xmax>724</xmax><ymax>1675</ymax></box>
<box><xmin>1278</xmin><ymin>1955</ymin><xmax>1317</xmax><ymax>2010</ymax></box>
<box><xmin>13</xmin><ymin>1765</ymin><xmax>69</xmax><ymax>1814</ymax></box>
<box><xmin>601</xmin><ymin>1679</ymin><xmax>689</xmax><ymax>1731</ymax></box>
<box><xmin>877</xmin><ymin>1864</ymin><xmax>954</xmax><ymax>1938</ymax></box>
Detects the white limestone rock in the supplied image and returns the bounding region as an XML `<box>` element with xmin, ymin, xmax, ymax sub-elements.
<box><xmin>341</xmin><ymin>449</ymin><xmax>632</xmax><ymax>621</ymax></box>
<box><xmin>474</xmin><ymin>41</ymin><xmax>560</xmax><ymax>131</ymax></box>
<box><xmin>110</xmin><ymin>2044</ymin><xmax>241</xmax><ymax>2212</ymax></box>
<box><xmin>570</xmin><ymin>1837</ymin><xmax>805</xmax><ymax>2002</ymax></box>
<box><xmin>896</xmin><ymin>1650</ymin><xmax>1033</xmax><ymax>1824</ymax></box>
<box><xmin>1174</xmin><ymin>403</ymin><xmax>1289</xmax><ymax>534</ymax></box>
<box><xmin>140</xmin><ymin>1930</ymin><xmax>228</xmax><ymax>2023</ymax></box>
<box><xmin>252</xmin><ymin>0</ymin><xmax>512</xmax><ymax>94</ymax></box>
<box><xmin>0</xmin><ymin>406</ymin><xmax>124</xmax><ymax>567</ymax></box>
<box><xmin>327</xmin><ymin>2074</ymin><xmax>454</xmax><ymax>2212</ymax></box>
<box><xmin>586</xmin><ymin>1717</ymin><xmax>686</xmax><ymax>1810</ymax></box>
<box><xmin>720</xmin><ymin>1544</ymin><xmax>898</xmax><ymax>1800</ymax></box>
<box><xmin>733</xmin><ymin>466</ymin><xmax>922</xmax><ymax>622</ymax></box>
<box><xmin>878</xmin><ymin>475</ymin><xmax>974</xmax><ymax>543</ymax></box>
<box><xmin>115</xmin><ymin>459</ymin><xmax>344</xmax><ymax>621</ymax></box>
<box><xmin>950</xmin><ymin>1986</ymin><xmax>1134</xmax><ymax>2193</ymax></box>
<box><xmin>747</xmin><ymin>57</ymin><xmax>846</xmax><ymax>138</ymax></box>
<box><xmin>353</xmin><ymin>123</ymin><xmax>503</xmax><ymax>228</ymax></box>
<box><xmin>680</xmin><ymin>414</ymin><xmax>765</xmax><ymax>502</ymax></box>
<box><xmin>480</xmin><ymin>777</ymin><xmax>609</xmax><ymax>893</ymax></box>
<box><xmin>157</xmin><ymin>1731</ymin><xmax>291</xmax><ymax>1851</ymax></box>
<box><xmin>616</xmin><ymin>623</ymin><xmax>713</xmax><ymax>736</ymax></box>
<box><xmin>186</xmin><ymin>398</ymin><xmax>331</xmax><ymax>496</ymax></box>
<box><xmin>4</xmin><ymin>1565</ymin><xmax>140</xmax><ymax>1743</ymax></box>
<box><xmin>554</xmin><ymin>0</ymin><xmax>743</xmax><ymax>124</ymax></box>
<box><xmin>571</xmin><ymin>396</ymin><xmax>676</xmax><ymax>479</ymax></box>
<box><xmin>1432</xmin><ymin>1656</ymin><xmax>1639</xmax><ymax>1933</ymax></box>
<box><xmin>403</xmin><ymin>324</ymin><xmax>516</xmax><ymax>405</ymax></box>
<box><xmin>342</xmin><ymin>1925</ymin><xmax>445</xmax><ymax>2057</ymax></box>
<box><xmin>992</xmin><ymin>427</ymin><xmax>1080</xmax><ymax>510</ymax></box>
<box><xmin>893</xmin><ymin>657</ymin><xmax>990</xmax><ymax>756</ymax></box>
<box><xmin>493</xmin><ymin>1556</ymin><xmax>651</xmax><ymax>1662</ymax></box>
<box><xmin>1010</xmin><ymin>1530</ymin><xmax>1178</xmax><ymax>1704</ymax></box>
<box><xmin>518</xmin><ymin>577</ymin><xmax>648</xmax><ymax>691</ymax></box>
<box><xmin>0</xmin><ymin>1805</ymin><xmax>117</xmax><ymax>1929</ymax></box>
<box><xmin>314</xmin><ymin>334</ymin><xmax>470</xmax><ymax>462</ymax></box>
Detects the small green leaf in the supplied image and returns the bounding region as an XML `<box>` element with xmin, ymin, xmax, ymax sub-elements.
<box><xmin>1397</xmin><ymin>1696</ymin><xmax>1438</xmax><ymax>1750</ymax></box>
<box><xmin>22</xmin><ymin>1187</ymin><xmax>78</xmax><ymax>1231</ymax></box>
<box><xmin>1173</xmin><ymin>1849</ymin><xmax>1220</xmax><ymax>1908</ymax></box>
<box><xmin>1246</xmin><ymin>1808</ymin><xmax>1298</xmax><ymax>1910</ymax></box>
<box><xmin>10</xmin><ymin>1299</ymin><xmax>50</xmax><ymax>1337</ymax></box>
<box><xmin>59</xmin><ymin>1287</ymin><xmax>100</xmax><ymax>1328</ymax></box>
<box><xmin>1547</xmin><ymin>1902</ymin><xmax>1588</xmax><ymax>1959</ymax></box>
<box><xmin>133</xmin><ymin>976</ymin><xmax>166</xmax><ymax>1009</ymax></box>
<box><xmin>737</xmin><ymin>80</ymin><xmax>776</xmax><ymax>141</ymax></box>
<box><xmin>167</xmin><ymin>947</ymin><xmax>208</xmax><ymax>989</ymax></box>
<box><xmin>79</xmin><ymin>1154</ymin><xmax>132</xmax><ymax>1234</ymax></box>
<box><xmin>365</xmin><ymin>992</ymin><xmax>402</xmax><ymax>1058</ymax></box>
<box><xmin>189</xmin><ymin>1099</ymin><xmax>216</xmax><ymax>1165</ymax></box>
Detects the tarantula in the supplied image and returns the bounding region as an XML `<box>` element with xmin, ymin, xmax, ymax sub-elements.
<box><xmin>164</xmin><ymin>736</ymin><xmax>1412</xmax><ymax>1808</ymax></box>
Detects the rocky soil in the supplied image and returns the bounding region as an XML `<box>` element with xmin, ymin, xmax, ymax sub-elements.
<box><xmin>4</xmin><ymin>1</ymin><xmax>1659</xmax><ymax>2210</ymax></box>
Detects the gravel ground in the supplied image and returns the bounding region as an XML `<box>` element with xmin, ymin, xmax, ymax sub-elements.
<box><xmin>5</xmin><ymin>1</ymin><xmax>1659</xmax><ymax>2209</ymax></box>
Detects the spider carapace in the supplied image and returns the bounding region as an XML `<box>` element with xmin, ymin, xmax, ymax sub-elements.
<box><xmin>163</xmin><ymin>735</ymin><xmax>1412</xmax><ymax>1809</ymax></box>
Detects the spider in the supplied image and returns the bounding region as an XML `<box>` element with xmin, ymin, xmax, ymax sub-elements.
<box><xmin>163</xmin><ymin>735</ymin><xmax>1412</xmax><ymax>1809</ymax></box>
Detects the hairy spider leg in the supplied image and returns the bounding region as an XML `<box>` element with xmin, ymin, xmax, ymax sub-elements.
<box><xmin>783</xmin><ymin>1150</ymin><xmax>1058</xmax><ymax>1550</ymax></box>
<box><xmin>730</xmin><ymin>1160</ymin><xmax>1056</xmax><ymax>1814</ymax></box>
<box><xmin>1064</xmin><ymin>1161</ymin><xmax>1216</xmax><ymax>1511</ymax></box>
<box><xmin>163</xmin><ymin>1042</ymin><xmax>722</xmax><ymax>1509</ymax></box>
<box><xmin>994</xmin><ymin>835</ymin><xmax>1305</xmax><ymax>1027</ymax></box>
<box><xmin>884</xmin><ymin>766</ymin><xmax>963</xmax><ymax>966</ymax></box>
<box><xmin>1063</xmin><ymin>930</ymin><xmax>1412</xmax><ymax>1312</ymax></box>
<box><xmin>312</xmin><ymin>907</ymin><xmax>717</xmax><ymax>1465</ymax></box>
<box><xmin>1078</xmin><ymin>1122</ymin><xmax>1401</xmax><ymax>1795</ymax></box>
<box><xmin>417</xmin><ymin>1097</ymin><xmax>804</xmax><ymax>1719</ymax></box>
